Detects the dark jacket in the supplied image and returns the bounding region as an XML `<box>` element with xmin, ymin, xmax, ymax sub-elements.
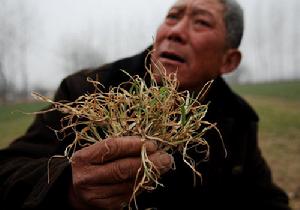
<box><xmin>0</xmin><ymin>48</ymin><xmax>290</xmax><ymax>210</ymax></box>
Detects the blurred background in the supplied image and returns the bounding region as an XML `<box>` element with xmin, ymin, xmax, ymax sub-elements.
<box><xmin>0</xmin><ymin>0</ymin><xmax>300</xmax><ymax>100</ymax></box>
<box><xmin>0</xmin><ymin>0</ymin><xmax>299</xmax><ymax>209</ymax></box>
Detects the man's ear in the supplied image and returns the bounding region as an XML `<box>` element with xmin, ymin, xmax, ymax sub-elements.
<box><xmin>220</xmin><ymin>49</ymin><xmax>242</xmax><ymax>74</ymax></box>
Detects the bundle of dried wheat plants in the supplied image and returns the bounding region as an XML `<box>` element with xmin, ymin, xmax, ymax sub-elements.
<box><xmin>32</xmin><ymin>60</ymin><xmax>223</xmax><ymax>209</ymax></box>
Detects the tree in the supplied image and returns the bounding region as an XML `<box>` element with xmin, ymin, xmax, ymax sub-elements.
<box><xmin>0</xmin><ymin>0</ymin><xmax>36</xmax><ymax>102</ymax></box>
<box><xmin>59</xmin><ymin>35</ymin><xmax>106</xmax><ymax>74</ymax></box>
<box><xmin>0</xmin><ymin>61</ymin><xmax>8</xmax><ymax>102</ymax></box>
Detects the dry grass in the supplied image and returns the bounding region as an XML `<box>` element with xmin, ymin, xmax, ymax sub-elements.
<box><xmin>33</xmin><ymin>65</ymin><xmax>223</xmax><ymax>209</ymax></box>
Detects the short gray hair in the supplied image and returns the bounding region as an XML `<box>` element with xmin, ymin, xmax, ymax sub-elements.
<box><xmin>219</xmin><ymin>0</ymin><xmax>244</xmax><ymax>48</ymax></box>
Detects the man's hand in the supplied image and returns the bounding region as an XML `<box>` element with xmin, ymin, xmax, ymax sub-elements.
<box><xmin>69</xmin><ymin>136</ymin><xmax>173</xmax><ymax>210</ymax></box>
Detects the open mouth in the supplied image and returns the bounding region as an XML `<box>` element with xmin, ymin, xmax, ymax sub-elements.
<box><xmin>160</xmin><ymin>52</ymin><xmax>185</xmax><ymax>64</ymax></box>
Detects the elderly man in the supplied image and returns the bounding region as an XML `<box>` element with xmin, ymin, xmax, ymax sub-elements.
<box><xmin>0</xmin><ymin>0</ymin><xmax>291</xmax><ymax>209</ymax></box>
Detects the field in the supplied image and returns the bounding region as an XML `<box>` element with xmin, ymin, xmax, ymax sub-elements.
<box><xmin>232</xmin><ymin>80</ymin><xmax>300</xmax><ymax>210</ymax></box>
<box><xmin>0</xmin><ymin>80</ymin><xmax>299</xmax><ymax>209</ymax></box>
<box><xmin>0</xmin><ymin>102</ymin><xmax>47</xmax><ymax>148</ymax></box>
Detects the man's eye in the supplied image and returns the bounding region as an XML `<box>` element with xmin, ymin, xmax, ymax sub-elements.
<box><xmin>194</xmin><ymin>19</ymin><xmax>211</xmax><ymax>27</ymax></box>
<box><xmin>165</xmin><ymin>13</ymin><xmax>180</xmax><ymax>25</ymax></box>
<box><xmin>166</xmin><ymin>13</ymin><xmax>179</xmax><ymax>20</ymax></box>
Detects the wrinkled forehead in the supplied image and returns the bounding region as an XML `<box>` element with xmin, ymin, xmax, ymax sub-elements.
<box><xmin>171</xmin><ymin>0</ymin><xmax>225</xmax><ymax>14</ymax></box>
<box><xmin>173</xmin><ymin>0</ymin><xmax>222</xmax><ymax>5</ymax></box>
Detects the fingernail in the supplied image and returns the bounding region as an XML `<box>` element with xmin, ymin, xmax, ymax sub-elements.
<box><xmin>145</xmin><ymin>141</ymin><xmax>158</xmax><ymax>152</ymax></box>
<box><xmin>159</xmin><ymin>152</ymin><xmax>173</xmax><ymax>168</ymax></box>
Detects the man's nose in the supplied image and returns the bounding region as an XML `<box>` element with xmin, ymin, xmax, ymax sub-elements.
<box><xmin>167</xmin><ymin>17</ymin><xmax>188</xmax><ymax>44</ymax></box>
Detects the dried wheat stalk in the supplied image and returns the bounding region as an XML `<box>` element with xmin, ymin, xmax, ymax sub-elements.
<box><xmin>32</xmin><ymin>61</ymin><xmax>225</xmax><ymax>209</ymax></box>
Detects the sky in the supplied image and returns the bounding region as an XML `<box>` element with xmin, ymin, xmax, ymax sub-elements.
<box><xmin>11</xmin><ymin>0</ymin><xmax>175</xmax><ymax>90</ymax></box>
<box><xmin>1</xmin><ymin>0</ymin><xmax>300</xmax><ymax>91</ymax></box>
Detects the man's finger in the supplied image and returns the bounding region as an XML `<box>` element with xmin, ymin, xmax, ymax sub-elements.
<box><xmin>75</xmin><ymin>182</ymin><xmax>134</xmax><ymax>199</ymax></box>
<box><xmin>73</xmin><ymin>151</ymin><xmax>173</xmax><ymax>184</ymax></box>
<box><xmin>72</xmin><ymin>136</ymin><xmax>157</xmax><ymax>164</ymax></box>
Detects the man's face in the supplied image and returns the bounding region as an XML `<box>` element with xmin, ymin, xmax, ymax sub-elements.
<box><xmin>152</xmin><ymin>0</ymin><xmax>229</xmax><ymax>90</ymax></box>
